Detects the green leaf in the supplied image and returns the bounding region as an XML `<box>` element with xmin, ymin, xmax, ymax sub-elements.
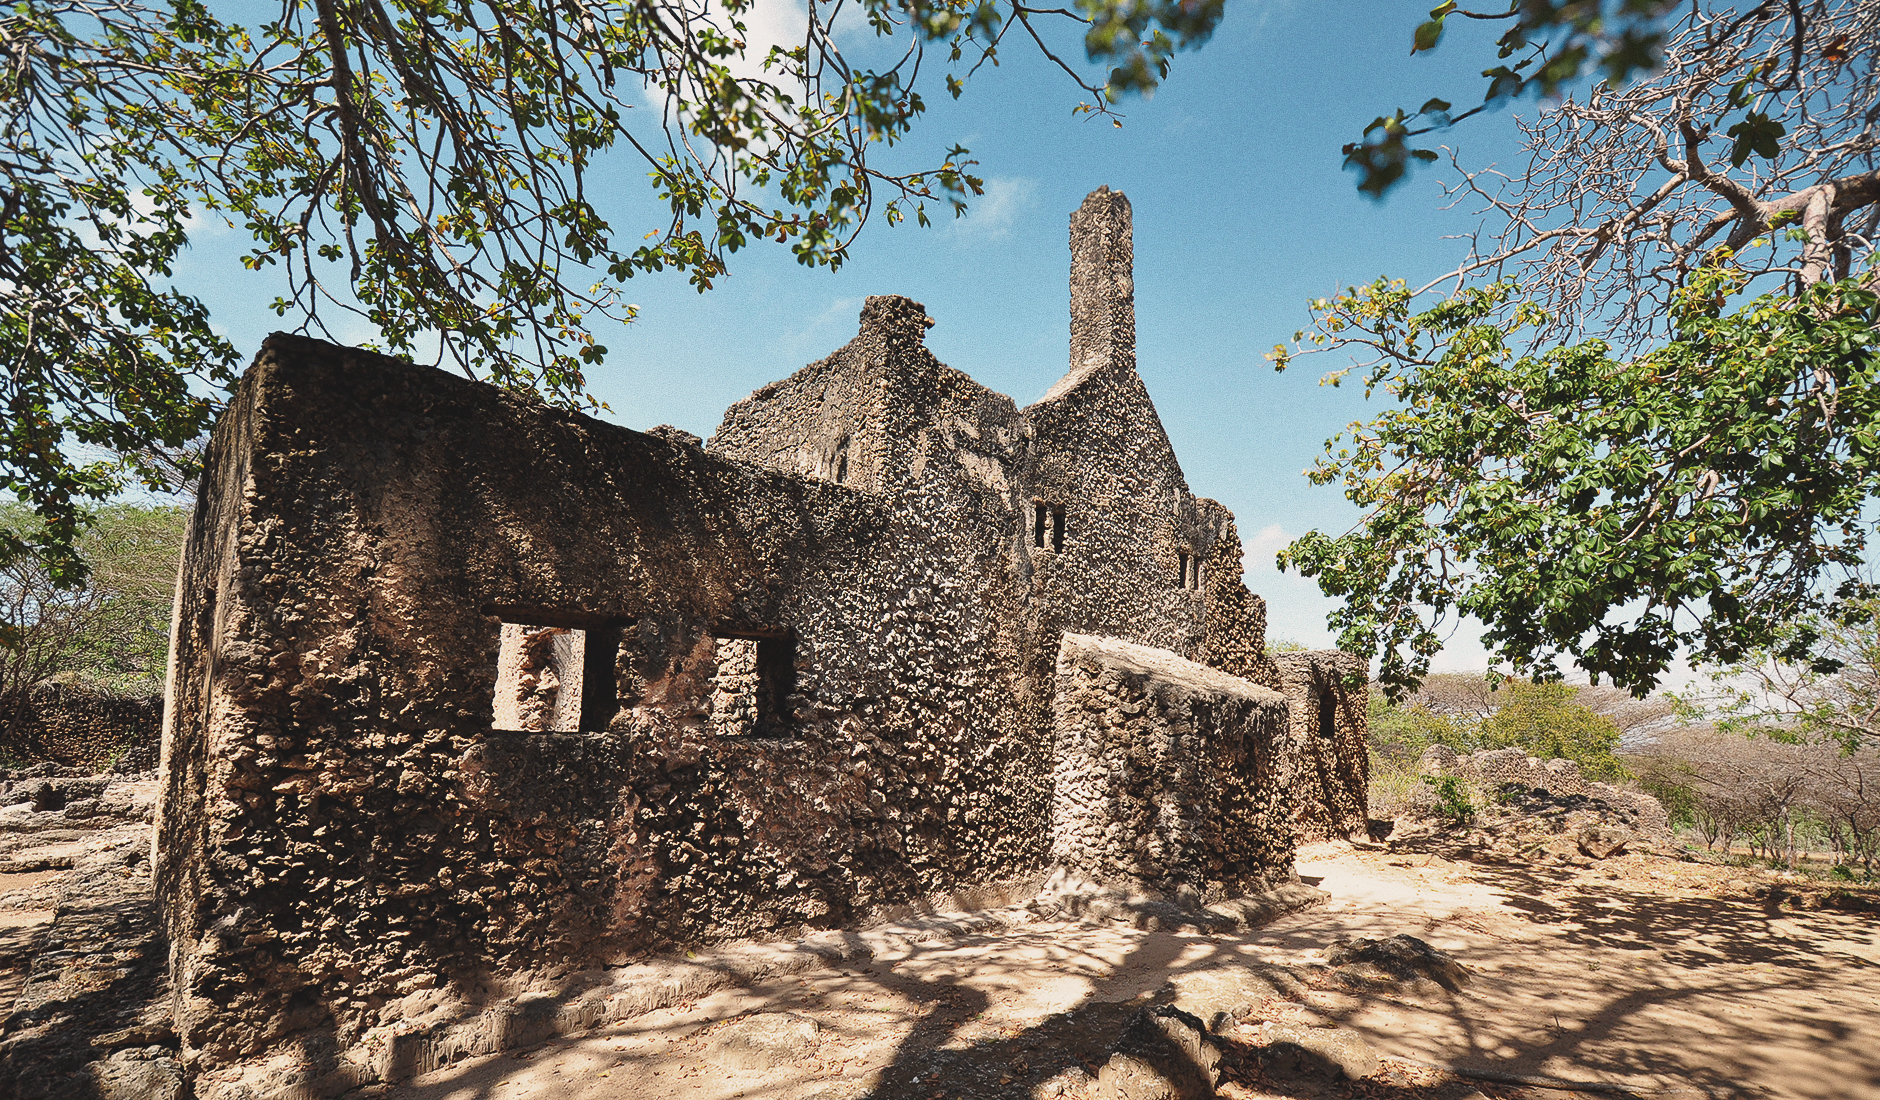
<box><xmin>1727</xmin><ymin>111</ymin><xmax>1788</xmax><ymax>167</ymax></box>
<box><xmin>1413</xmin><ymin>18</ymin><xmax>1446</xmax><ymax>54</ymax></box>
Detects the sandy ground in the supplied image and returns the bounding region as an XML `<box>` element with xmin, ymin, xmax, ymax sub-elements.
<box><xmin>3</xmin><ymin>792</ymin><xmax>1870</xmax><ymax>1100</ymax></box>
<box><xmin>354</xmin><ymin>841</ymin><xmax>1880</xmax><ymax>1100</ymax></box>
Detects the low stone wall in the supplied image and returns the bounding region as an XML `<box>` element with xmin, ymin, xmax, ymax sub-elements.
<box><xmin>0</xmin><ymin>684</ymin><xmax>161</xmax><ymax>773</ymax></box>
<box><xmin>1051</xmin><ymin>633</ymin><xmax>1291</xmax><ymax>899</ymax></box>
<box><xmin>1271</xmin><ymin>652</ymin><xmax>1370</xmax><ymax>840</ymax></box>
<box><xmin>1418</xmin><ymin>745</ymin><xmax>1670</xmax><ymax>834</ymax></box>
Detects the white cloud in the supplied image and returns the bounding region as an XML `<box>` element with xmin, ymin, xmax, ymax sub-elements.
<box><xmin>641</xmin><ymin>0</ymin><xmax>810</xmax><ymax>111</ymax></box>
<box><xmin>726</xmin><ymin>0</ymin><xmax>811</xmax><ymax>81</ymax></box>
<box><xmin>1240</xmin><ymin>0</ymin><xmax>1297</xmax><ymax>37</ymax></box>
<box><xmin>776</xmin><ymin>294</ymin><xmax>865</xmax><ymax>356</ymax></box>
<box><xmin>1241</xmin><ymin>522</ymin><xmax>1289</xmax><ymax>574</ymax></box>
<box><xmin>949</xmin><ymin>177</ymin><xmax>1038</xmax><ymax>242</ymax></box>
<box><xmin>71</xmin><ymin>188</ymin><xmax>228</xmax><ymax>256</ymax></box>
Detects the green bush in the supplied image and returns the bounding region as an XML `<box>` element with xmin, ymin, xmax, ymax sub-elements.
<box><xmin>1368</xmin><ymin>691</ymin><xmax>1479</xmax><ymax>765</ymax></box>
<box><xmin>1422</xmin><ymin>774</ymin><xmax>1475</xmax><ymax>824</ymax></box>
<box><xmin>1478</xmin><ymin>681</ymin><xmax>1630</xmax><ymax>781</ymax></box>
<box><xmin>1</xmin><ymin>502</ymin><xmax>186</xmax><ymax>716</ymax></box>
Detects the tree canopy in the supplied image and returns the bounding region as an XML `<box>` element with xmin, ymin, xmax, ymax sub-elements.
<box><xmin>1280</xmin><ymin>0</ymin><xmax>1880</xmax><ymax>697</ymax></box>
<box><xmin>3</xmin><ymin>0</ymin><xmax>1222</xmax><ymax>581</ymax></box>
<box><xmin>1367</xmin><ymin>674</ymin><xmax>1629</xmax><ymax>780</ymax></box>
<box><xmin>0</xmin><ymin>502</ymin><xmax>186</xmax><ymax>716</ymax></box>
<box><xmin>1344</xmin><ymin>0</ymin><xmax>1686</xmax><ymax>199</ymax></box>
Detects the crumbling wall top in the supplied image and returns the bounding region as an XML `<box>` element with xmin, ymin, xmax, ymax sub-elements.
<box><xmin>1058</xmin><ymin>632</ymin><xmax>1280</xmax><ymax>705</ymax></box>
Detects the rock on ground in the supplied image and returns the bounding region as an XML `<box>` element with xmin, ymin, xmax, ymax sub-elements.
<box><xmin>1168</xmin><ymin>963</ymin><xmax>1301</xmax><ymax>1033</ymax></box>
<box><xmin>701</xmin><ymin>1012</ymin><xmax>824</xmax><ymax>1071</ymax></box>
<box><xmin>1245</xmin><ymin>1019</ymin><xmax>1381</xmax><ymax>1081</ymax></box>
<box><xmin>1321</xmin><ymin>934</ymin><xmax>1471</xmax><ymax>993</ymax></box>
<box><xmin>1094</xmin><ymin>1005</ymin><xmax>1221</xmax><ymax>1100</ymax></box>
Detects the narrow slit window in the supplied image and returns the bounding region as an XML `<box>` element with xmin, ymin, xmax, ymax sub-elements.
<box><xmin>1189</xmin><ymin>555</ymin><xmax>1201</xmax><ymax>590</ymax></box>
<box><xmin>1032</xmin><ymin>502</ymin><xmax>1048</xmax><ymax>548</ymax></box>
<box><xmin>488</xmin><ymin>609</ymin><xmax>625</xmax><ymax>732</ymax></box>
<box><xmin>579</xmin><ymin>623</ymin><xmax>624</xmax><ymax>731</ymax></box>
<box><xmin>710</xmin><ymin>628</ymin><xmax>797</xmax><ymax>737</ymax></box>
<box><xmin>1316</xmin><ymin>689</ymin><xmax>1337</xmax><ymax>740</ymax></box>
<box><xmin>1177</xmin><ymin>551</ymin><xmax>1190</xmax><ymax>588</ymax></box>
<box><xmin>1050</xmin><ymin>505</ymin><xmax>1065</xmax><ymax>552</ymax></box>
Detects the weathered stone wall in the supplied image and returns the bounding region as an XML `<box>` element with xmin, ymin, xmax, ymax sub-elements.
<box><xmin>1</xmin><ymin>683</ymin><xmax>161</xmax><ymax>772</ymax></box>
<box><xmin>1271</xmin><ymin>651</ymin><xmax>1371</xmax><ymax>839</ymax></box>
<box><xmin>156</xmin><ymin>335</ymin><xmax>971</xmax><ymax>1067</ymax></box>
<box><xmin>155</xmin><ymin>187</ymin><xmax>1368</xmax><ymax>1081</ymax></box>
<box><xmin>1419</xmin><ymin>746</ymin><xmax>1669</xmax><ymax>834</ymax></box>
<box><xmin>1196</xmin><ymin>517</ymin><xmax>1281</xmax><ymax>692</ymax></box>
<box><xmin>1051</xmin><ymin>634</ymin><xmax>1290</xmax><ymax>899</ymax></box>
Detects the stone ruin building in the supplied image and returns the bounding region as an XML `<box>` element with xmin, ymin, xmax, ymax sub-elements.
<box><xmin>152</xmin><ymin>187</ymin><xmax>1370</xmax><ymax>1090</ymax></box>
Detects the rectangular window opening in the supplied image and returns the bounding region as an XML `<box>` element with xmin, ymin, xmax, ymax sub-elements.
<box><xmin>1316</xmin><ymin>688</ymin><xmax>1338</xmax><ymax>740</ymax></box>
<box><xmin>1050</xmin><ymin>505</ymin><xmax>1065</xmax><ymax>552</ymax></box>
<box><xmin>1032</xmin><ymin>502</ymin><xmax>1048</xmax><ymax>549</ymax></box>
<box><xmin>710</xmin><ymin>627</ymin><xmax>797</xmax><ymax>738</ymax></box>
<box><xmin>1177</xmin><ymin>551</ymin><xmax>1190</xmax><ymax>589</ymax></box>
<box><xmin>487</xmin><ymin>607</ymin><xmax>627</xmax><ymax>733</ymax></box>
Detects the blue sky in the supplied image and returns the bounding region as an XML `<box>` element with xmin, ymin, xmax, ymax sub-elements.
<box><xmin>177</xmin><ymin>1</ymin><xmax>1541</xmax><ymax>664</ymax></box>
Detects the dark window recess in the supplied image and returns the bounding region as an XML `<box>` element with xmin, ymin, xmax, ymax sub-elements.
<box><xmin>1029</xmin><ymin>502</ymin><xmax>1066</xmax><ymax>552</ymax></box>
<box><xmin>833</xmin><ymin>436</ymin><xmax>850</xmax><ymax>484</ymax></box>
<box><xmin>580</xmin><ymin>623</ymin><xmax>625</xmax><ymax>731</ymax></box>
<box><xmin>754</xmin><ymin>636</ymin><xmax>796</xmax><ymax>736</ymax></box>
<box><xmin>1177</xmin><ymin>551</ymin><xmax>1190</xmax><ymax>588</ymax></box>
<box><xmin>1316</xmin><ymin>689</ymin><xmax>1337</xmax><ymax>740</ymax></box>
<box><xmin>710</xmin><ymin>628</ymin><xmax>797</xmax><ymax>737</ymax></box>
<box><xmin>1189</xmin><ymin>556</ymin><xmax>1201</xmax><ymax>589</ymax></box>
<box><xmin>486</xmin><ymin>609</ymin><xmax>627</xmax><ymax>732</ymax></box>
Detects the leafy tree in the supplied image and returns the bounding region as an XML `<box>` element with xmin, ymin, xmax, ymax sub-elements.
<box><xmin>1368</xmin><ymin>688</ymin><xmax>1478</xmax><ymax>766</ymax></box>
<box><xmin>1369</xmin><ymin>674</ymin><xmax>1629</xmax><ymax>779</ymax></box>
<box><xmin>1689</xmin><ymin>598</ymin><xmax>1880</xmax><ymax>752</ymax></box>
<box><xmin>1279</xmin><ymin>267</ymin><xmax>1880</xmax><ymax>696</ymax></box>
<box><xmin>1278</xmin><ymin>1</ymin><xmax>1880</xmax><ymax>696</ymax></box>
<box><xmin>4</xmin><ymin>0</ymin><xmax>1223</xmax><ymax>581</ymax></box>
<box><xmin>0</xmin><ymin>503</ymin><xmax>188</xmax><ymax>724</ymax></box>
<box><xmin>1479</xmin><ymin>680</ymin><xmax>1628</xmax><ymax>780</ymax></box>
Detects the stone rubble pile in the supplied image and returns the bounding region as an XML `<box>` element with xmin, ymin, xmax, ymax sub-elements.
<box><xmin>1408</xmin><ymin>745</ymin><xmax>1672</xmax><ymax>866</ymax></box>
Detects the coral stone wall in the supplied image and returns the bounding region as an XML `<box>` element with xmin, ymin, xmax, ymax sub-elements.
<box><xmin>1271</xmin><ymin>651</ymin><xmax>1371</xmax><ymax>839</ymax></box>
<box><xmin>1050</xmin><ymin>634</ymin><xmax>1290</xmax><ymax>899</ymax></box>
<box><xmin>1419</xmin><ymin>746</ymin><xmax>1669</xmax><ymax>833</ymax></box>
<box><xmin>1</xmin><ymin>684</ymin><xmax>161</xmax><ymax>771</ymax></box>
<box><xmin>156</xmin><ymin>336</ymin><xmax>953</xmax><ymax>1067</ymax></box>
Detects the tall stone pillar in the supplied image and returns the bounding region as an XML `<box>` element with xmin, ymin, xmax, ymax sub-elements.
<box><xmin>1068</xmin><ymin>186</ymin><xmax>1136</xmax><ymax>376</ymax></box>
